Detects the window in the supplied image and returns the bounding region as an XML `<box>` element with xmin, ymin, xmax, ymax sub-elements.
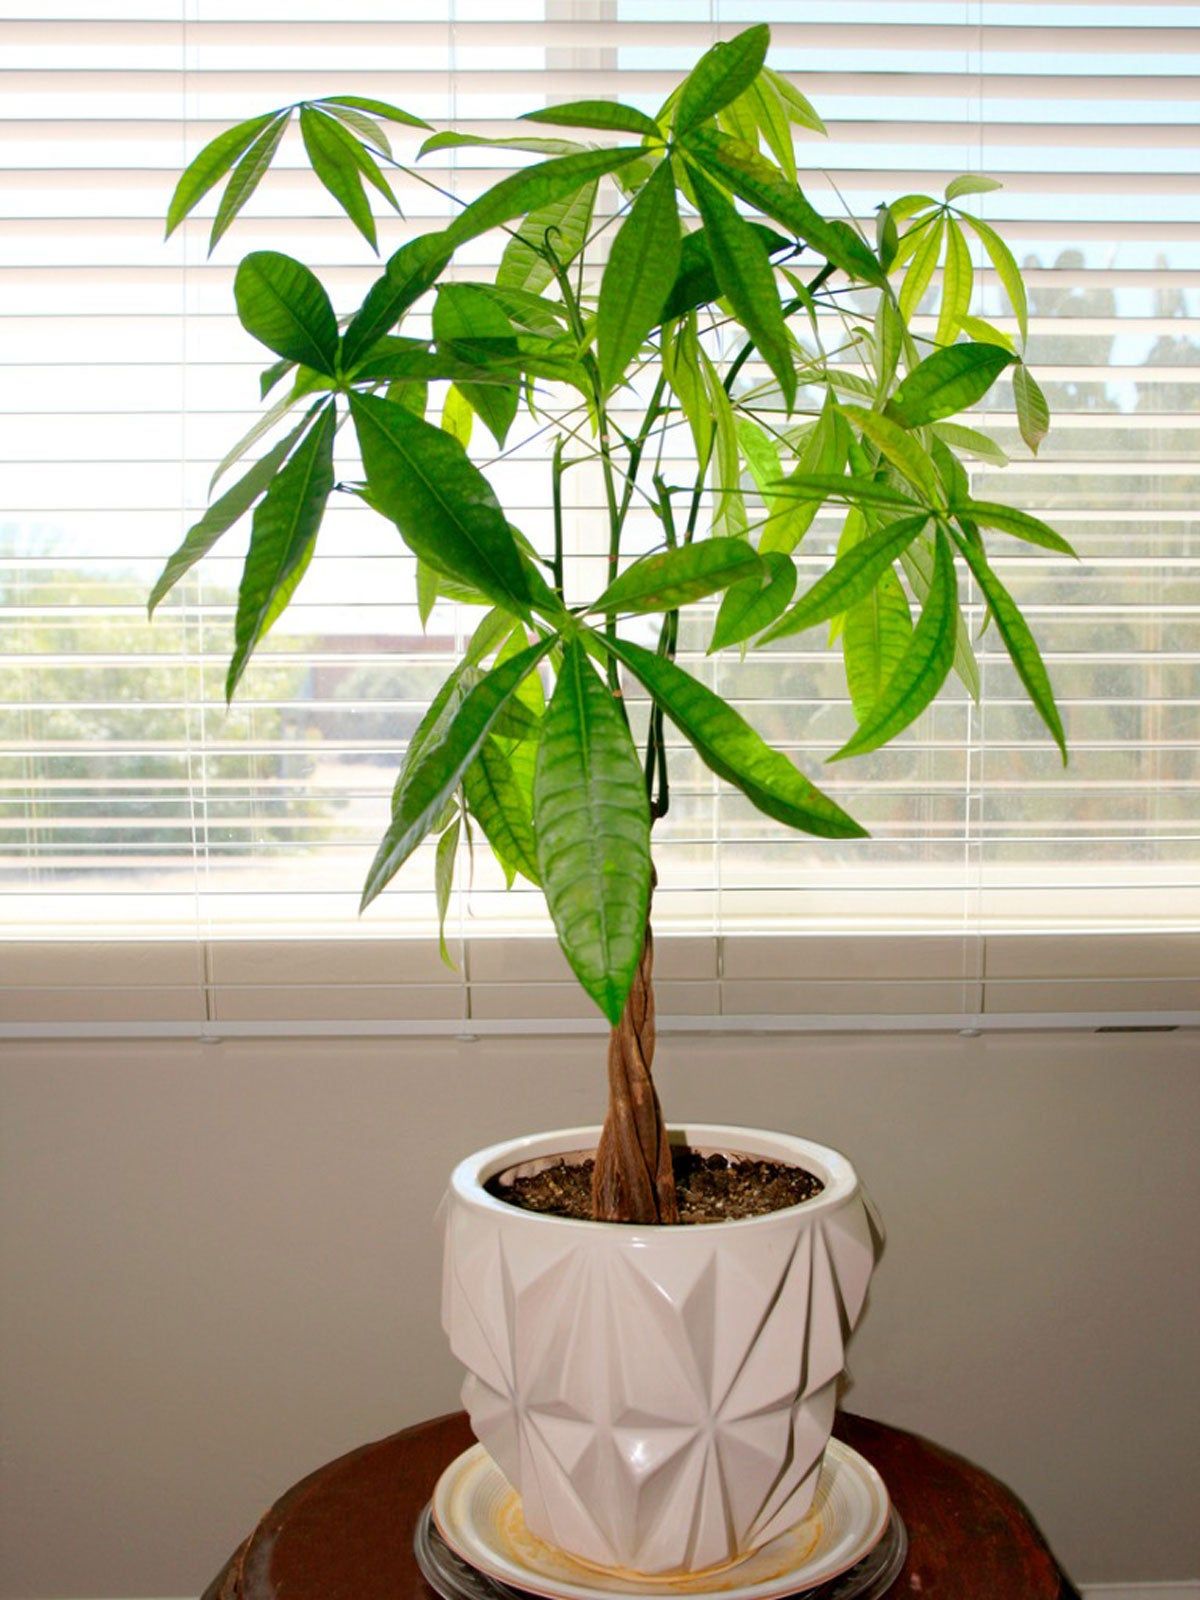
<box><xmin>2</xmin><ymin>3</ymin><xmax>1197</xmax><ymax>981</ymax></box>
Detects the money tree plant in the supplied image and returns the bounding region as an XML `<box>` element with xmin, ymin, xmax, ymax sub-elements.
<box><xmin>152</xmin><ymin>24</ymin><xmax>1069</xmax><ymax>1224</ymax></box>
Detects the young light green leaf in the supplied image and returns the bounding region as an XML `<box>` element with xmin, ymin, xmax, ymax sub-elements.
<box><xmin>708</xmin><ymin>551</ymin><xmax>797</xmax><ymax>652</ymax></box>
<box><xmin>1013</xmin><ymin>363</ymin><xmax>1051</xmax><ymax>456</ymax></box>
<box><xmin>689</xmin><ymin>166</ymin><xmax>796</xmax><ymax>410</ymax></box>
<box><xmin>741</xmin><ymin>77</ymin><xmax>796</xmax><ymax>180</ymax></box>
<box><xmin>843</xmin><ymin>569</ymin><xmax>913</xmax><ymax>721</ymax></box>
<box><xmin>832</xmin><ymin>527</ymin><xmax>958</xmax><ymax>761</ymax></box>
<box><xmin>843</xmin><ymin>405</ymin><xmax>941</xmax><ymax>505</ymax></box>
<box><xmin>465</xmin><ymin>737</ymin><xmax>541</xmax><ymax>885</ymax></box>
<box><xmin>960</xmin><ymin>212</ymin><xmax>1028</xmax><ymax>345</ymax></box>
<box><xmin>149</xmin><ymin>410</ymin><xmax>316</xmax><ymax>615</ymax></box>
<box><xmin>931</xmin><ymin>420</ymin><xmax>1009</xmax><ymax>467</ymax></box>
<box><xmin>319</xmin><ymin>101</ymin><xmax>393</xmax><ymax>158</ymax></box>
<box><xmin>321</xmin><ymin>95</ymin><xmax>431</xmax><ymax>130</ymax></box>
<box><xmin>350</xmin><ymin>391</ymin><xmax>532</xmax><ymax>613</ymax></box>
<box><xmin>604</xmin><ymin>635</ymin><xmax>866</xmax><ymax>840</ymax></box>
<box><xmin>760</xmin><ymin>400</ymin><xmax>851</xmax><ymax>554</ymax></box>
<box><xmin>496</xmin><ymin>179</ymin><xmax>597</xmax><ymax>297</ymax></box>
<box><xmin>597</xmin><ymin>161</ymin><xmax>681</xmax><ymax>395</ymax></box>
<box><xmin>363</xmin><ymin>638</ymin><xmax>555</xmax><ymax>910</ymax></box>
<box><xmin>955</xmin><ymin>499</ymin><xmax>1076</xmax><ymax>555</ymax></box>
<box><xmin>166</xmin><ymin>112</ymin><xmax>278</xmax><ymax>238</ymax></box>
<box><xmin>898</xmin><ymin>537</ymin><xmax>978</xmax><ymax>703</ymax></box>
<box><xmin>875</xmin><ymin>292</ymin><xmax>902</xmax><ymax>397</ymax></box>
<box><xmin>208</xmin><ymin>114</ymin><xmax>290</xmax><ymax>253</ymax></box>
<box><xmin>759</xmin><ymin>514</ymin><xmax>928</xmax><ymax>644</ymax></box>
<box><xmin>416</xmin><ymin>559</ymin><xmax>439</xmax><ymax>627</ymax></box>
<box><xmin>945</xmin><ymin>173</ymin><xmax>1004</xmax><ymax>202</ymax></box>
<box><xmin>341</xmin><ymin>232</ymin><xmax>452</xmax><ymax>371</ymax></box>
<box><xmin>433</xmin><ymin>283</ymin><xmax>519</xmax><ymax>446</ymax></box>
<box><xmin>886</xmin><ymin>341</ymin><xmax>1016</xmax><ymax>428</ymax></box>
<box><xmin>770</xmin><ymin>472</ymin><xmax>919</xmax><ymax>511</ymax></box>
<box><xmin>442</xmin><ymin>146</ymin><xmax>644</xmax><ymax>248</ymax></box>
<box><xmin>234</xmin><ymin>251</ymin><xmax>340</xmax><ymax>374</ymax></box>
<box><xmin>675</xmin><ymin>23</ymin><xmax>770</xmax><ymax>135</ymax></box>
<box><xmin>520</xmin><ymin>100</ymin><xmax>661</xmax><ymax>137</ymax></box>
<box><xmin>594</xmin><ymin>539</ymin><xmax>761</xmax><ymax>615</ymax></box>
<box><xmin>533</xmin><ymin>638</ymin><xmax>651</xmax><ymax>1025</ymax></box>
<box><xmin>419</xmin><ymin>131</ymin><xmax>582</xmax><ymax>159</ymax></box>
<box><xmin>299</xmin><ymin>105</ymin><xmax>381</xmax><ymax>249</ymax></box>
<box><xmin>952</xmin><ymin>526</ymin><xmax>1066</xmax><ymax>759</ymax></box>
<box><xmin>434</xmin><ymin>815</ymin><xmax>460</xmax><ymax>967</ymax></box>
<box><xmin>935</xmin><ymin>219</ymin><xmax>973</xmax><ymax>346</ymax></box>
<box><xmin>898</xmin><ymin>215</ymin><xmax>944</xmax><ymax>320</ymax></box>
<box><xmin>702</xmin><ymin>350</ymin><xmax>747</xmax><ymax>538</ymax></box>
<box><xmin>761</xmin><ymin>67</ymin><xmax>826</xmax><ymax>135</ymax></box>
<box><xmin>440</xmin><ymin>383</ymin><xmax>474</xmax><ymax>448</ymax></box>
<box><xmin>307</xmin><ymin>107</ymin><xmax>401</xmax><ymax>214</ymax></box>
<box><xmin>958</xmin><ymin>313</ymin><xmax>1017</xmax><ymax>355</ymax></box>
<box><xmin>662</xmin><ymin>314</ymin><xmax>713</xmax><ymax>465</ymax></box>
<box><xmin>226</xmin><ymin>403</ymin><xmax>336</xmax><ymax>700</ymax></box>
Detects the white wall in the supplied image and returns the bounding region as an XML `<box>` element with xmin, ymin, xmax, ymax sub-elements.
<box><xmin>1</xmin><ymin>1027</ymin><xmax>1197</xmax><ymax>1597</ymax></box>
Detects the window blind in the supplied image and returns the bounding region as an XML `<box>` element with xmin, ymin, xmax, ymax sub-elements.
<box><xmin>2</xmin><ymin>0</ymin><xmax>1197</xmax><ymax>963</ymax></box>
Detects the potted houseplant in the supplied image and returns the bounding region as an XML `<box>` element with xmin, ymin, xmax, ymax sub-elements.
<box><xmin>153</xmin><ymin>23</ymin><xmax>1067</xmax><ymax>1578</ymax></box>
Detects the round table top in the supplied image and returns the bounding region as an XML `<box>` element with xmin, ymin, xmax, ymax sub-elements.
<box><xmin>204</xmin><ymin>1411</ymin><xmax>1080</xmax><ymax>1600</ymax></box>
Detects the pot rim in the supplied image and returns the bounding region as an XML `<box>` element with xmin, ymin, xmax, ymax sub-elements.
<box><xmin>448</xmin><ymin>1123</ymin><xmax>860</xmax><ymax>1235</ymax></box>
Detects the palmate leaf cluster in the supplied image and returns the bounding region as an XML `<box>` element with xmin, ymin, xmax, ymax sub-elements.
<box><xmin>152</xmin><ymin>23</ymin><xmax>1072</xmax><ymax>1026</ymax></box>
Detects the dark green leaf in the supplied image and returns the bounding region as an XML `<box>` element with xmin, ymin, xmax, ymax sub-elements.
<box><xmin>708</xmin><ymin>550</ymin><xmax>797</xmax><ymax>651</ymax></box>
<box><xmin>166</xmin><ymin>112</ymin><xmax>278</xmax><ymax>238</ymax></box>
<box><xmin>521</xmin><ymin>100</ymin><xmax>661</xmax><ymax>137</ymax></box>
<box><xmin>951</xmin><ymin>525</ymin><xmax>1066</xmax><ymax>760</ymax></box>
<box><xmin>363</xmin><ymin>638</ymin><xmax>555</xmax><ymax>909</ymax></box>
<box><xmin>1013</xmin><ymin>364</ymin><xmax>1051</xmax><ymax>456</ymax></box>
<box><xmin>234</xmin><ymin>251</ymin><xmax>340</xmax><ymax>374</ymax></box>
<box><xmin>321</xmin><ymin>95</ymin><xmax>431</xmax><ymax>129</ymax></box>
<box><xmin>208</xmin><ymin>114</ymin><xmax>290</xmax><ymax>253</ymax></box>
<box><xmin>149</xmin><ymin>409</ymin><xmax>317</xmax><ymax>616</ymax></box>
<box><xmin>350</xmin><ymin>391</ymin><xmax>532</xmax><ymax>612</ymax></box>
<box><xmin>955</xmin><ymin>499</ymin><xmax>1076</xmax><ymax>556</ymax></box>
<box><xmin>533</xmin><ymin>638</ymin><xmax>651</xmax><ymax>1025</ymax></box>
<box><xmin>432</xmin><ymin>284</ymin><xmax>519</xmax><ymax>446</ymax></box>
<box><xmin>341</xmin><ymin>232</ymin><xmax>452</xmax><ymax>371</ymax></box>
<box><xmin>675</xmin><ymin>24</ymin><xmax>770</xmax><ymax>136</ymax></box>
<box><xmin>443</xmin><ymin>147</ymin><xmax>644</xmax><ymax>248</ymax></box>
<box><xmin>605</xmin><ymin>635</ymin><xmax>866</xmax><ymax>839</ymax></box>
<box><xmin>659</xmin><ymin>220</ymin><xmax>793</xmax><ymax>323</ymax></box>
<box><xmin>597</xmin><ymin>161</ymin><xmax>681</xmax><ymax>394</ymax></box>
<box><xmin>886</xmin><ymin>341</ymin><xmax>1016</xmax><ymax>428</ymax></box>
<box><xmin>299</xmin><ymin>105</ymin><xmax>379</xmax><ymax>249</ymax></box>
<box><xmin>759</xmin><ymin>514</ymin><xmax>928</xmax><ymax>644</ymax></box>
<box><xmin>465</xmin><ymin>738</ymin><xmax>541</xmax><ymax>885</ymax></box>
<box><xmin>832</xmin><ymin>527</ymin><xmax>958</xmax><ymax>761</ymax></box>
<box><xmin>682</xmin><ymin>127</ymin><xmax>886</xmax><ymax>286</ymax></box>
<box><xmin>689</xmin><ymin>166</ymin><xmax>795</xmax><ymax>410</ymax></box>
<box><xmin>226</xmin><ymin>404</ymin><xmax>336</xmax><ymax>699</ymax></box>
<box><xmin>309</xmin><ymin>108</ymin><xmax>401</xmax><ymax>214</ymax></box>
<box><xmin>594</xmin><ymin>538</ymin><xmax>760</xmax><ymax>615</ymax></box>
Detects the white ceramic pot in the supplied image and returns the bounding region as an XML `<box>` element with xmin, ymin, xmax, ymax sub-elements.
<box><xmin>441</xmin><ymin>1124</ymin><xmax>881</xmax><ymax>1577</ymax></box>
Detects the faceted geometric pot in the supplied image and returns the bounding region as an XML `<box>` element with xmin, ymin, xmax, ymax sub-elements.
<box><xmin>441</xmin><ymin>1124</ymin><xmax>882</xmax><ymax>1577</ymax></box>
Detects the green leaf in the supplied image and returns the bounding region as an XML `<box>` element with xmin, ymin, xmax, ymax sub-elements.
<box><xmin>874</xmin><ymin>292</ymin><xmax>902</xmax><ymax>397</ymax></box>
<box><xmin>299</xmin><ymin>105</ymin><xmax>380</xmax><ymax>249</ymax></box>
<box><xmin>226</xmin><ymin>404</ymin><xmax>336</xmax><ymax>700</ymax></box>
<box><xmin>597</xmin><ymin>161</ymin><xmax>681</xmax><ymax>395</ymax></box>
<box><xmin>363</xmin><ymin>638</ymin><xmax>556</xmax><ymax>910</ymax></box>
<box><xmin>958</xmin><ymin>313</ymin><xmax>1017</xmax><ymax>355</ymax></box>
<box><xmin>434</xmin><ymin>815</ymin><xmax>460</xmax><ymax>967</ymax></box>
<box><xmin>742</xmin><ymin>76</ymin><xmax>797</xmax><ymax>180</ymax></box>
<box><xmin>770</xmin><ymin>471</ymin><xmax>918</xmax><ymax>511</ymax></box>
<box><xmin>761</xmin><ymin>67</ymin><xmax>826</xmax><ymax>135</ymax></box>
<box><xmin>843</xmin><ymin>569</ymin><xmax>913</xmax><ymax>721</ymax></box>
<box><xmin>166</xmin><ymin>112</ymin><xmax>278</xmax><ymax>238</ymax></box>
<box><xmin>521</xmin><ymin>100</ymin><xmax>662</xmax><ymax>137</ymax></box>
<box><xmin>708</xmin><ymin>550</ymin><xmax>797</xmax><ymax>651</ymax></box>
<box><xmin>440</xmin><ymin>383</ymin><xmax>474</xmax><ymax>448</ymax></box>
<box><xmin>843</xmin><ymin>405</ymin><xmax>941</xmax><ymax>505</ymax></box>
<box><xmin>945</xmin><ymin>173</ymin><xmax>1004</xmax><ymax>201</ymax></box>
<box><xmin>416</xmin><ymin>559</ymin><xmax>439</xmax><ymax>626</ymax></box>
<box><xmin>935</xmin><ymin>219</ymin><xmax>973</xmax><ymax>346</ymax></box>
<box><xmin>318</xmin><ymin>101</ymin><xmax>394</xmax><ymax>158</ymax></box>
<box><xmin>832</xmin><ymin>528</ymin><xmax>958</xmax><ymax>761</ymax></box>
<box><xmin>208</xmin><ymin>114</ymin><xmax>290</xmax><ymax>253</ymax></box>
<box><xmin>950</xmin><ymin>525</ymin><xmax>1066</xmax><ymax>759</ymax></box>
<box><xmin>321</xmin><ymin>95</ymin><xmax>431</xmax><ymax>130</ymax></box>
<box><xmin>659</xmin><ymin>220</ymin><xmax>793</xmax><ymax>323</ymax></box>
<box><xmin>960</xmin><ymin>213</ymin><xmax>1028</xmax><ymax>345</ymax></box>
<box><xmin>443</xmin><ymin>146</ymin><xmax>644</xmax><ymax>248</ymax></box>
<box><xmin>682</xmin><ymin>127</ymin><xmax>885</xmax><ymax>286</ymax></box>
<box><xmin>341</xmin><ymin>232</ymin><xmax>452</xmax><ymax>371</ymax></box>
<box><xmin>533</xmin><ymin>638</ymin><xmax>651</xmax><ymax>1024</ymax></box>
<box><xmin>496</xmin><ymin>180</ymin><xmax>597</xmax><ymax>297</ymax></box>
<box><xmin>702</xmin><ymin>350</ymin><xmax>747</xmax><ymax>538</ymax></box>
<box><xmin>350</xmin><ymin>391</ymin><xmax>532</xmax><ymax>612</ymax></box>
<box><xmin>420</xmin><ymin>131</ymin><xmax>583</xmax><ymax>159</ymax></box>
<box><xmin>759</xmin><ymin>514</ymin><xmax>928</xmax><ymax>644</ymax></box>
<box><xmin>886</xmin><ymin>341</ymin><xmax>1016</xmax><ymax>428</ymax></box>
<box><xmin>899</xmin><ymin>537</ymin><xmax>978</xmax><ymax>703</ymax></box>
<box><xmin>931</xmin><ymin>420</ymin><xmax>1009</xmax><ymax>467</ymax></box>
<box><xmin>234</xmin><ymin>252</ymin><xmax>340</xmax><ymax>375</ymax></box>
<box><xmin>465</xmin><ymin>737</ymin><xmax>542</xmax><ymax>885</ymax></box>
<box><xmin>1013</xmin><ymin>364</ymin><xmax>1051</xmax><ymax>456</ymax></box>
<box><xmin>675</xmin><ymin>24</ymin><xmax>770</xmax><ymax>136</ymax></box>
<box><xmin>148</xmin><ymin>410</ymin><xmax>316</xmax><ymax>615</ymax></box>
<box><xmin>432</xmin><ymin>284</ymin><xmax>519</xmax><ymax>446</ymax></box>
<box><xmin>594</xmin><ymin>538</ymin><xmax>761</xmax><ymax>615</ymax></box>
<box><xmin>605</xmin><ymin>635</ymin><xmax>866</xmax><ymax>840</ymax></box>
<box><xmin>760</xmin><ymin>399</ymin><xmax>850</xmax><ymax>554</ymax></box>
<box><xmin>662</xmin><ymin>314</ymin><xmax>713</xmax><ymax>465</ymax></box>
<box><xmin>898</xmin><ymin>215</ymin><xmax>944</xmax><ymax>321</ymax></box>
<box><xmin>689</xmin><ymin>166</ymin><xmax>796</xmax><ymax>410</ymax></box>
<box><xmin>954</xmin><ymin>499</ymin><xmax>1076</xmax><ymax>556</ymax></box>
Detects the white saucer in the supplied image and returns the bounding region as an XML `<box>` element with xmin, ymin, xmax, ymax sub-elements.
<box><xmin>431</xmin><ymin>1440</ymin><xmax>891</xmax><ymax>1600</ymax></box>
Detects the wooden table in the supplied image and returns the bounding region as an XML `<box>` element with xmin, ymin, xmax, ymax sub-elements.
<box><xmin>203</xmin><ymin>1411</ymin><xmax>1082</xmax><ymax>1600</ymax></box>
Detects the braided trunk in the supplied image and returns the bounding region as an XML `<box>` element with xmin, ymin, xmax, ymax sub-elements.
<box><xmin>591</xmin><ymin>895</ymin><xmax>679</xmax><ymax>1224</ymax></box>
